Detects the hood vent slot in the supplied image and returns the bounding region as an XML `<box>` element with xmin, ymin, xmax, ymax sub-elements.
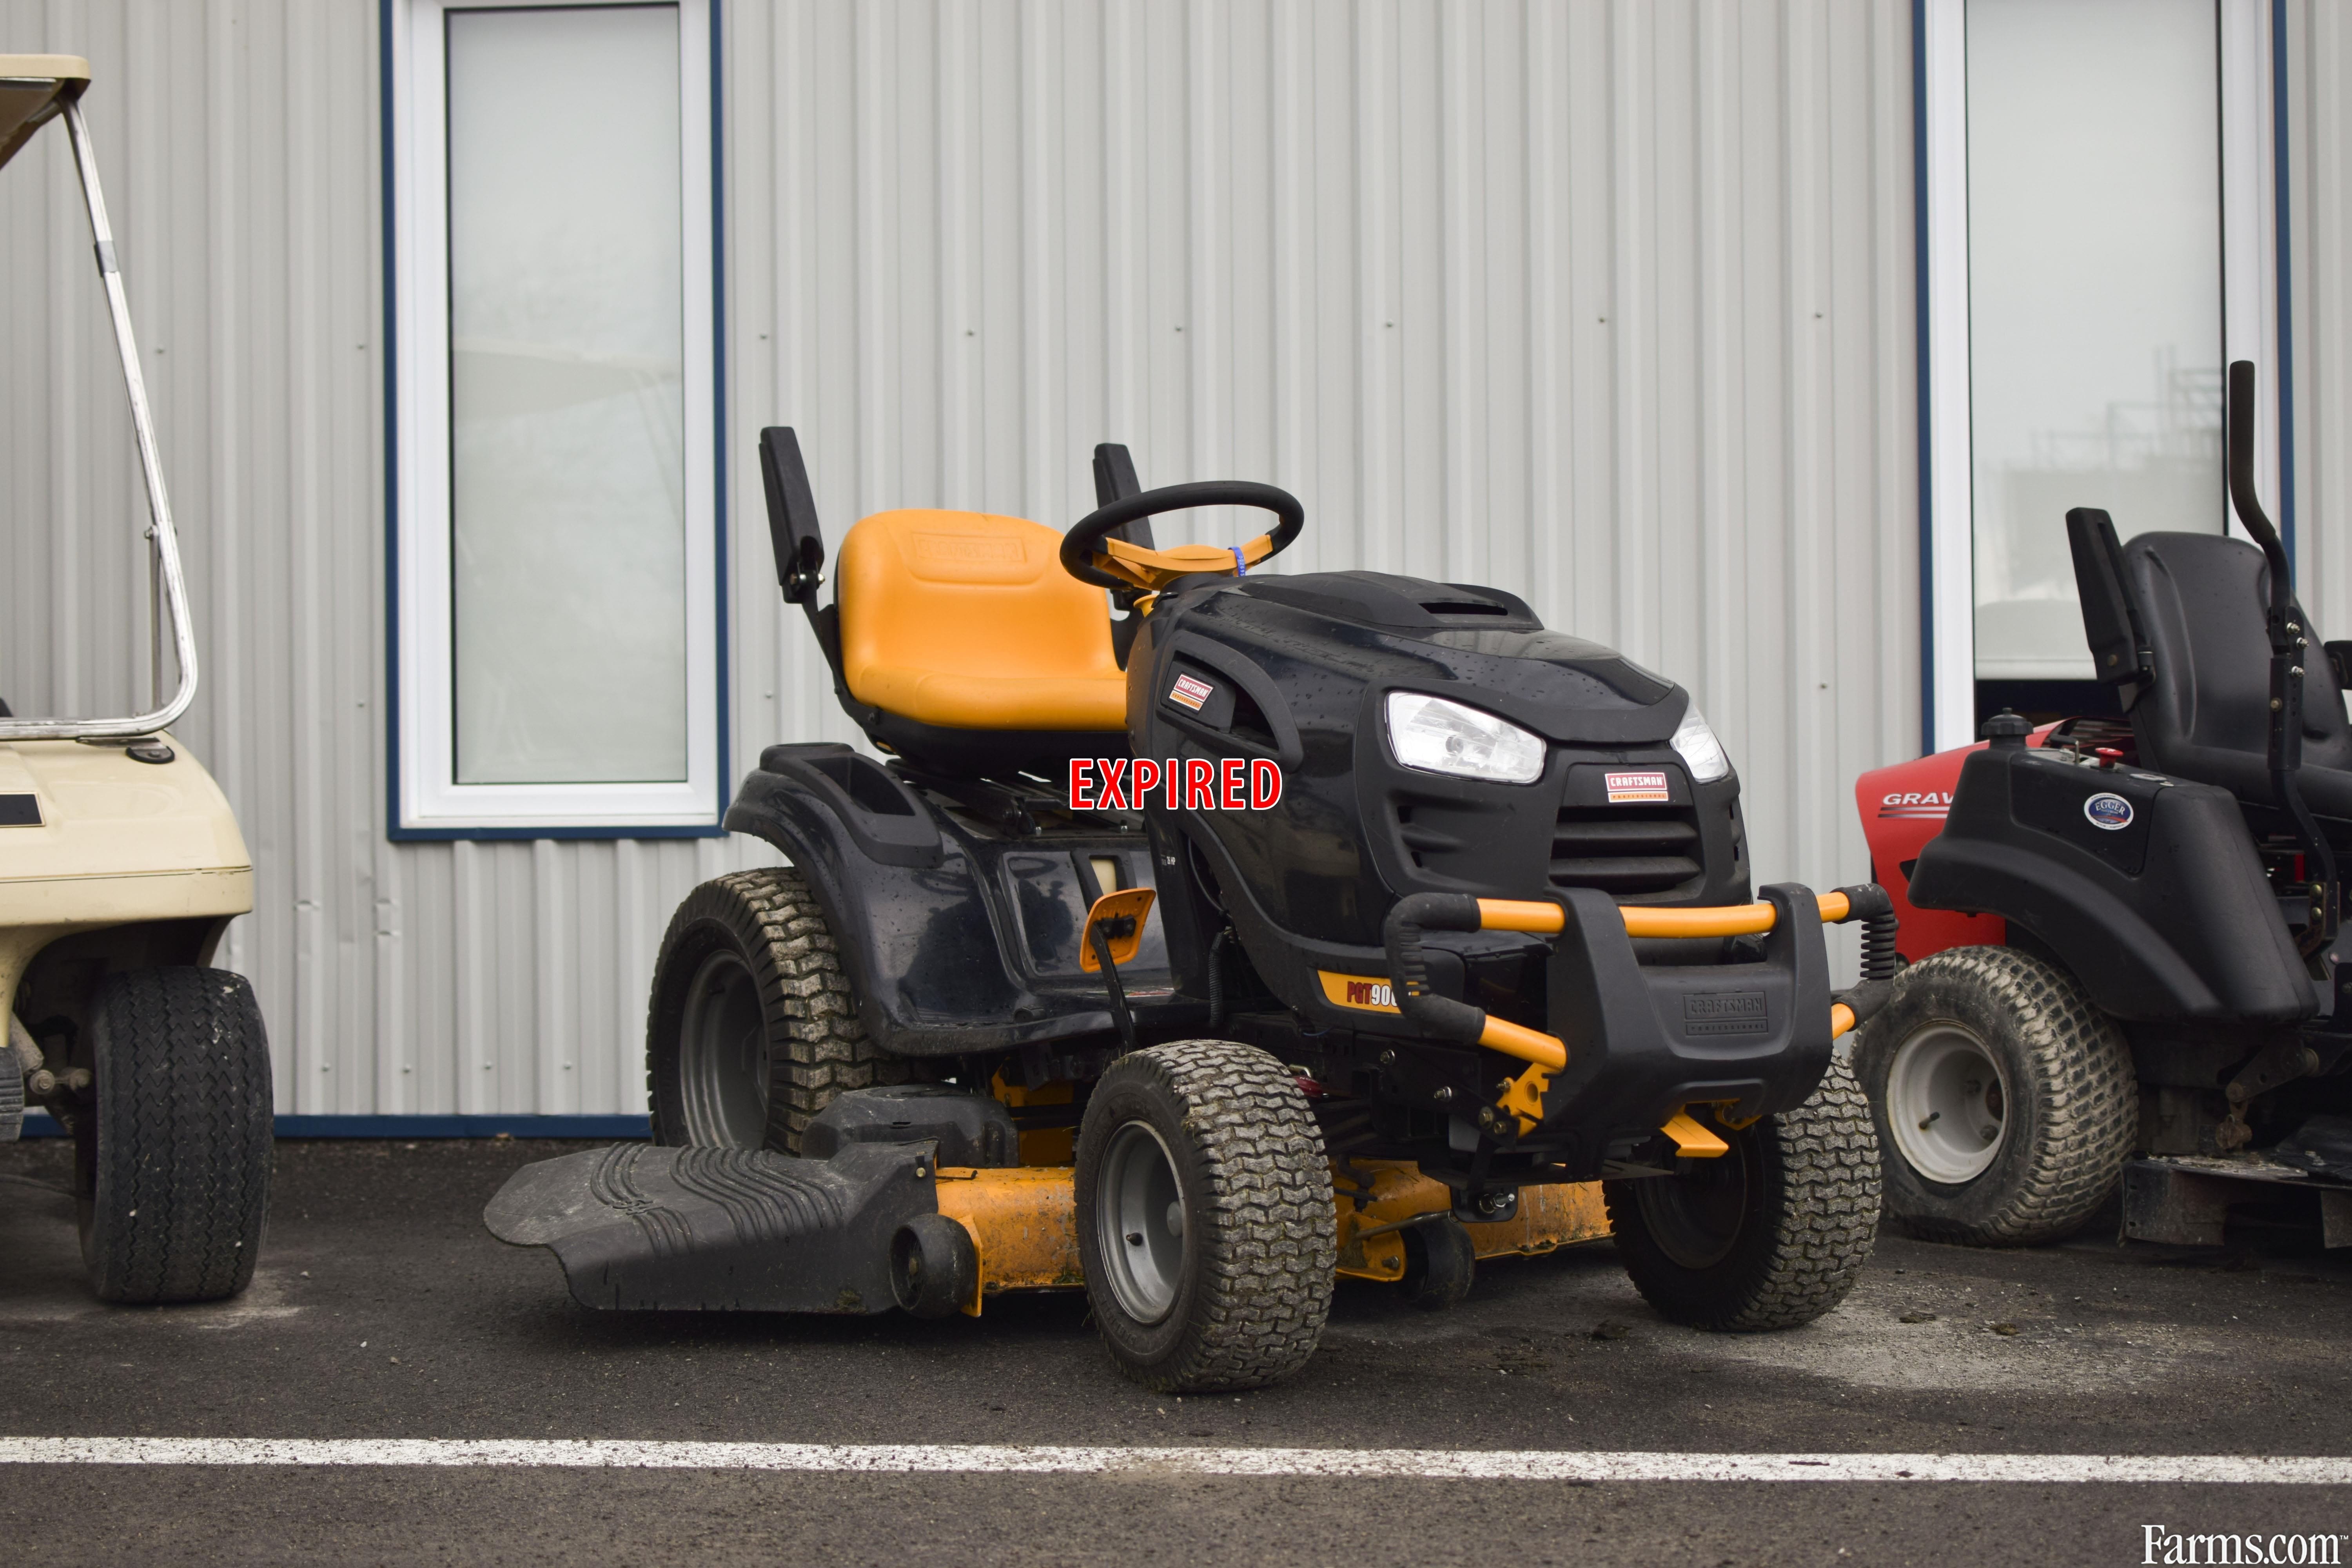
<box><xmin>1549</xmin><ymin>808</ymin><xmax>1702</xmax><ymax>895</ymax></box>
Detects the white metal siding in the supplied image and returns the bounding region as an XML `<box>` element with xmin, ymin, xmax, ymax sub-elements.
<box><xmin>3</xmin><ymin>0</ymin><xmax>1926</xmax><ymax>1115</ymax></box>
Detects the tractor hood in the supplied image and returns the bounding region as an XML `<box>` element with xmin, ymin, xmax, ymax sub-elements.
<box><xmin>1131</xmin><ymin>568</ymin><xmax>1745</xmax><ymax>957</ymax></box>
<box><xmin>1205</xmin><ymin>571</ymin><xmax>1686</xmax><ymax>746</ymax></box>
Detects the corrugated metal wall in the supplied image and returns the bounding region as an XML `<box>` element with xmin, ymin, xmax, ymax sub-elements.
<box><xmin>2</xmin><ymin>0</ymin><xmax>1925</xmax><ymax>1116</ymax></box>
<box><xmin>734</xmin><ymin>0</ymin><xmax>1925</xmax><ymax>995</ymax></box>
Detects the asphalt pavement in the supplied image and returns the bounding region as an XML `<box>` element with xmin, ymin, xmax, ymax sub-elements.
<box><xmin>1</xmin><ymin>1136</ymin><xmax>2348</xmax><ymax>1566</ymax></box>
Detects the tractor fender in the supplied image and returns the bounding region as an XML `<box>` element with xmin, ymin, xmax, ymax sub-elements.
<box><xmin>723</xmin><ymin>746</ymin><xmax>1008</xmax><ymax>1057</ymax></box>
<box><xmin>722</xmin><ymin>744</ymin><xmax>1157</xmax><ymax>1056</ymax></box>
<box><xmin>1907</xmin><ymin>746</ymin><xmax>2312</xmax><ymax>1025</ymax></box>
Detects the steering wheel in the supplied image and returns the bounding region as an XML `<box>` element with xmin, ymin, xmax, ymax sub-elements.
<box><xmin>1060</xmin><ymin>481</ymin><xmax>1305</xmax><ymax>593</ymax></box>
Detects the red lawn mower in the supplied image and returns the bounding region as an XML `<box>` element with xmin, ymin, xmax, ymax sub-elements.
<box><xmin>1854</xmin><ymin>362</ymin><xmax>2352</xmax><ymax>1251</ymax></box>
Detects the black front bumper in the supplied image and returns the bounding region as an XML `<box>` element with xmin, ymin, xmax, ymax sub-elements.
<box><xmin>1528</xmin><ymin>883</ymin><xmax>1833</xmax><ymax>1141</ymax></box>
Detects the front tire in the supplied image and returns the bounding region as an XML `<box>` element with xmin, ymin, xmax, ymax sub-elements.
<box><xmin>1853</xmin><ymin>945</ymin><xmax>2136</xmax><ymax>1247</ymax></box>
<box><xmin>1074</xmin><ymin>1041</ymin><xmax>1335</xmax><ymax>1392</ymax></box>
<box><xmin>74</xmin><ymin>967</ymin><xmax>274</xmax><ymax>1304</ymax></box>
<box><xmin>646</xmin><ymin>869</ymin><xmax>914</xmax><ymax>1152</ymax></box>
<box><xmin>1604</xmin><ymin>1056</ymin><xmax>1880</xmax><ymax>1330</ymax></box>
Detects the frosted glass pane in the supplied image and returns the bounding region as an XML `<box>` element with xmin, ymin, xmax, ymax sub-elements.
<box><xmin>1967</xmin><ymin>0</ymin><xmax>2222</xmax><ymax>681</ymax></box>
<box><xmin>447</xmin><ymin>4</ymin><xmax>686</xmax><ymax>784</ymax></box>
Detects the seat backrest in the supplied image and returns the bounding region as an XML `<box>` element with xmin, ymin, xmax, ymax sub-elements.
<box><xmin>2116</xmin><ymin>530</ymin><xmax>2352</xmax><ymax>782</ymax></box>
<box><xmin>2066</xmin><ymin>508</ymin><xmax>2152</xmax><ymax>690</ymax></box>
<box><xmin>835</xmin><ymin>507</ymin><xmax>1120</xmax><ymax>691</ymax></box>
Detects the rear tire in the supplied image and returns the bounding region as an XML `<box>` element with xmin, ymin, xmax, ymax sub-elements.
<box><xmin>1604</xmin><ymin>1056</ymin><xmax>1880</xmax><ymax>1331</ymax></box>
<box><xmin>1853</xmin><ymin>945</ymin><xmax>2135</xmax><ymax>1247</ymax></box>
<box><xmin>1074</xmin><ymin>1041</ymin><xmax>1335</xmax><ymax>1392</ymax></box>
<box><xmin>646</xmin><ymin>869</ymin><xmax>913</xmax><ymax>1152</ymax></box>
<box><xmin>74</xmin><ymin>967</ymin><xmax>273</xmax><ymax>1304</ymax></box>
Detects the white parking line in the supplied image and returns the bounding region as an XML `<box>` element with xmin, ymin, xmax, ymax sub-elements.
<box><xmin>0</xmin><ymin>1439</ymin><xmax>2345</xmax><ymax>1483</ymax></box>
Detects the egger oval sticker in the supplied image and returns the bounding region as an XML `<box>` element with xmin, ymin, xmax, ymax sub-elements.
<box><xmin>2083</xmin><ymin>791</ymin><xmax>2134</xmax><ymax>831</ymax></box>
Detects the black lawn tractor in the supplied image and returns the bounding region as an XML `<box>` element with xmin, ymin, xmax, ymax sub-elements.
<box><xmin>1852</xmin><ymin>362</ymin><xmax>2352</xmax><ymax>1250</ymax></box>
<box><xmin>488</xmin><ymin>432</ymin><xmax>1893</xmax><ymax>1392</ymax></box>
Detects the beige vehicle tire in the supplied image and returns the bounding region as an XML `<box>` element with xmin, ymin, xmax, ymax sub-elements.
<box><xmin>73</xmin><ymin>967</ymin><xmax>274</xmax><ymax>1304</ymax></box>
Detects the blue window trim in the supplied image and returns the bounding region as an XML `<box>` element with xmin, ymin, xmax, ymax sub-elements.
<box><xmin>22</xmin><ymin>1110</ymin><xmax>652</xmax><ymax>1140</ymax></box>
<box><xmin>2274</xmin><ymin>0</ymin><xmax>2296</xmax><ymax>561</ymax></box>
<box><xmin>380</xmin><ymin>0</ymin><xmax>731</xmax><ymax>844</ymax></box>
<box><xmin>1912</xmin><ymin>0</ymin><xmax>2296</xmax><ymax>758</ymax></box>
<box><xmin>1912</xmin><ymin>0</ymin><xmax>1935</xmax><ymax>758</ymax></box>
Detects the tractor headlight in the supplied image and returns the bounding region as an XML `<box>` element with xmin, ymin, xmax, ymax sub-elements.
<box><xmin>1671</xmin><ymin>702</ymin><xmax>1731</xmax><ymax>784</ymax></box>
<box><xmin>1384</xmin><ymin>692</ymin><xmax>1547</xmax><ymax>785</ymax></box>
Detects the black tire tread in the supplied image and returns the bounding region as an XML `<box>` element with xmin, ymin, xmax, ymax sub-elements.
<box><xmin>1093</xmin><ymin>1040</ymin><xmax>1336</xmax><ymax>1392</ymax></box>
<box><xmin>1718</xmin><ymin>1054</ymin><xmax>1882</xmax><ymax>1328</ymax></box>
<box><xmin>81</xmin><ymin>967</ymin><xmax>273</xmax><ymax>1304</ymax></box>
<box><xmin>647</xmin><ymin>867</ymin><xmax>912</xmax><ymax>1151</ymax></box>
<box><xmin>1606</xmin><ymin>1055</ymin><xmax>1882</xmax><ymax>1332</ymax></box>
<box><xmin>1864</xmin><ymin>945</ymin><xmax>2136</xmax><ymax>1247</ymax></box>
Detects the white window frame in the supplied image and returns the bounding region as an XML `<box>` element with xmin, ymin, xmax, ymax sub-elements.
<box><xmin>1921</xmin><ymin>0</ymin><xmax>2282</xmax><ymax>752</ymax></box>
<box><xmin>389</xmin><ymin>0</ymin><xmax>721</xmax><ymax>833</ymax></box>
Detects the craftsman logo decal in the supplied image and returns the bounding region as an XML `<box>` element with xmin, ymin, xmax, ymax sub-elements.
<box><xmin>1604</xmin><ymin>770</ymin><xmax>1670</xmax><ymax>804</ymax></box>
<box><xmin>1878</xmin><ymin>791</ymin><xmax>1953</xmax><ymax>819</ymax></box>
<box><xmin>1319</xmin><ymin>971</ymin><xmax>1401</xmax><ymax>1014</ymax></box>
<box><xmin>1683</xmin><ymin>991</ymin><xmax>1768</xmax><ymax>1036</ymax></box>
<box><xmin>1167</xmin><ymin>673</ymin><xmax>1215</xmax><ymax>711</ymax></box>
<box><xmin>2084</xmin><ymin>792</ymin><xmax>2134</xmax><ymax>831</ymax></box>
<box><xmin>1067</xmin><ymin>757</ymin><xmax>1283</xmax><ymax>812</ymax></box>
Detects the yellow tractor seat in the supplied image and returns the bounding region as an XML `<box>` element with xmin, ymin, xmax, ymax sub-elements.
<box><xmin>837</xmin><ymin>509</ymin><xmax>1130</xmax><ymax>742</ymax></box>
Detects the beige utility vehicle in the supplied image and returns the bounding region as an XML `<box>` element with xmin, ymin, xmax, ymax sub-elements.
<box><xmin>0</xmin><ymin>56</ymin><xmax>270</xmax><ymax>1302</ymax></box>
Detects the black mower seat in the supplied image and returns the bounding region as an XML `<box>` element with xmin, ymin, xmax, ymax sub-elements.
<box><xmin>2113</xmin><ymin>530</ymin><xmax>2352</xmax><ymax>817</ymax></box>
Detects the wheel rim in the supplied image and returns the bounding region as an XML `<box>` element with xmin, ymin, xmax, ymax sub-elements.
<box><xmin>1632</xmin><ymin>1136</ymin><xmax>1753</xmax><ymax>1270</ymax></box>
<box><xmin>1885</xmin><ymin>1022</ymin><xmax>2009</xmax><ymax>1184</ymax></box>
<box><xmin>1094</xmin><ymin>1120</ymin><xmax>1188</xmax><ymax>1324</ymax></box>
<box><xmin>676</xmin><ymin>948</ymin><xmax>771</xmax><ymax>1147</ymax></box>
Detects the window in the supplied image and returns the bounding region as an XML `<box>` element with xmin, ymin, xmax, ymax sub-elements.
<box><xmin>390</xmin><ymin>0</ymin><xmax>720</xmax><ymax>834</ymax></box>
<box><xmin>1920</xmin><ymin>0</ymin><xmax>2284</xmax><ymax>749</ymax></box>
